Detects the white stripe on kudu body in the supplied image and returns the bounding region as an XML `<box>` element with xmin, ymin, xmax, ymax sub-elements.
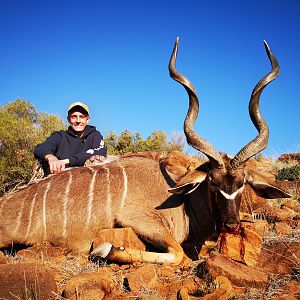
<box><xmin>86</xmin><ymin>168</ymin><xmax>97</xmax><ymax>227</ymax></box>
<box><xmin>13</xmin><ymin>189</ymin><xmax>28</xmax><ymax>236</ymax></box>
<box><xmin>43</xmin><ymin>181</ymin><xmax>52</xmax><ymax>240</ymax></box>
<box><xmin>25</xmin><ymin>189</ymin><xmax>38</xmax><ymax>240</ymax></box>
<box><xmin>63</xmin><ymin>172</ymin><xmax>73</xmax><ymax>238</ymax></box>
<box><xmin>0</xmin><ymin>197</ymin><xmax>6</xmax><ymax>217</ymax></box>
<box><xmin>103</xmin><ymin>165</ymin><xmax>113</xmax><ymax>226</ymax></box>
<box><xmin>118</xmin><ymin>161</ymin><xmax>128</xmax><ymax>210</ymax></box>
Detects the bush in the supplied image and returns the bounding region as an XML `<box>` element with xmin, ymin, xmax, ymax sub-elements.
<box><xmin>0</xmin><ymin>99</ymin><xmax>66</xmax><ymax>196</ymax></box>
<box><xmin>104</xmin><ymin>129</ymin><xmax>184</xmax><ymax>155</ymax></box>
<box><xmin>275</xmin><ymin>164</ymin><xmax>300</xmax><ymax>181</ymax></box>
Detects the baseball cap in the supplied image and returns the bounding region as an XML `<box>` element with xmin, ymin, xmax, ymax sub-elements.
<box><xmin>68</xmin><ymin>101</ymin><xmax>90</xmax><ymax>115</ymax></box>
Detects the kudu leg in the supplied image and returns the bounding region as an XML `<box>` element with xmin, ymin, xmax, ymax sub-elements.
<box><xmin>91</xmin><ymin>205</ymin><xmax>185</xmax><ymax>265</ymax></box>
<box><xmin>91</xmin><ymin>240</ymin><xmax>184</xmax><ymax>265</ymax></box>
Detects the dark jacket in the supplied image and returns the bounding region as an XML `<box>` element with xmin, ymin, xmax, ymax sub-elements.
<box><xmin>34</xmin><ymin>125</ymin><xmax>107</xmax><ymax>175</ymax></box>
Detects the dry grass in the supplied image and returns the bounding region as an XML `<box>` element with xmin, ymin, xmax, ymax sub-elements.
<box><xmin>255</xmin><ymin>156</ymin><xmax>299</xmax><ymax>177</ymax></box>
<box><xmin>271</xmin><ymin>159</ymin><xmax>299</xmax><ymax>174</ymax></box>
<box><xmin>263</xmin><ymin>230</ymin><xmax>300</xmax><ymax>246</ymax></box>
<box><xmin>230</xmin><ymin>273</ymin><xmax>299</xmax><ymax>300</ymax></box>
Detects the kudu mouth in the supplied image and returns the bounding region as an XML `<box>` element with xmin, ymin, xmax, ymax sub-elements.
<box><xmin>222</xmin><ymin>222</ymin><xmax>241</xmax><ymax>234</ymax></box>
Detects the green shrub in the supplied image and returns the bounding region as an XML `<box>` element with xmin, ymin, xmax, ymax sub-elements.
<box><xmin>104</xmin><ymin>129</ymin><xmax>184</xmax><ymax>155</ymax></box>
<box><xmin>0</xmin><ymin>99</ymin><xmax>66</xmax><ymax>196</ymax></box>
<box><xmin>275</xmin><ymin>164</ymin><xmax>300</xmax><ymax>181</ymax></box>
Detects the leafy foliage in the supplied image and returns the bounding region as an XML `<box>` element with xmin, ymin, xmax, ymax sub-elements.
<box><xmin>104</xmin><ymin>129</ymin><xmax>184</xmax><ymax>155</ymax></box>
<box><xmin>275</xmin><ymin>164</ymin><xmax>300</xmax><ymax>181</ymax></box>
<box><xmin>0</xmin><ymin>99</ymin><xmax>66</xmax><ymax>195</ymax></box>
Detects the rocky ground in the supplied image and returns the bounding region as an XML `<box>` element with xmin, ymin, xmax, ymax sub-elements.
<box><xmin>0</xmin><ymin>159</ymin><xmax>299</xmax><ymax>300</ymax></box>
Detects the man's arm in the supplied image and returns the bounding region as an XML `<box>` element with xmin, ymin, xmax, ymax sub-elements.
<box><xmin>34</xmin><ymin>132</ymin><xmax>61</xmax><ymax>161</ymax></box>
<box><xmin>34</xmin><ymin>132</ymin><xmax>69</xmax><ymax>175</ymax></box>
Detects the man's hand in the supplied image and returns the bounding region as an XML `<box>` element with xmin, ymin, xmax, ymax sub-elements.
<box><xmin>45</xmin><ymin>154</ymin><xmax>70</xmax><ymax>174</ymax></box>
<box><xmin>84</xmin><ymin>155</ymin><xmax>106</xmax><ymax>166</ymax></box>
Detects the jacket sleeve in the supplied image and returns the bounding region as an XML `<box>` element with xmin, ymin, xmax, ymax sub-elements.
<box><xmin>68</xmin><ymin>131</ymin><xmax>107</xmax><ymax>167</ymax></box>
<box><xmin>34</xmin><ymin>132</ymin><xmax>62</xmax><ymax>162</ymax></box>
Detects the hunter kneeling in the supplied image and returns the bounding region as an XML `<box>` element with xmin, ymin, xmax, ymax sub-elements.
<box><xmin>34</xmin><ymin>101</ymin><xmax>107</xmax><ymax>176</ymax></box>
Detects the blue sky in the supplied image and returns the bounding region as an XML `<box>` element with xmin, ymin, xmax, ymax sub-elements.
<box><xmin>0</xmin><ymin>0</ymin><xmax>299</xmax><ymax>157</ymax></box>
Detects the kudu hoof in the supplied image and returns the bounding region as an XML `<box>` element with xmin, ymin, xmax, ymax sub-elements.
<box><xmin>91</xmin><ymin>242</ymin><xmax>113</xmax><ymax>258</ymax></box>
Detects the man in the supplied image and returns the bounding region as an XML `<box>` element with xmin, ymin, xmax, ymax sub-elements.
<box><xmin>34</xmin><ymin>101</ymin><xmax>107</xmax><ymax>175</ymax></box>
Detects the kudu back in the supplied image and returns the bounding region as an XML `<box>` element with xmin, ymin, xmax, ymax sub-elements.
<box><xmin>0</xmin><ymin>39</ymin><xmax>292</xmax><ymax>265</ymax></box>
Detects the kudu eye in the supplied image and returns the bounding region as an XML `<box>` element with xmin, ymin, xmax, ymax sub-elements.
<box><xmin>208</xmin><ymin>175</ymin><xmax>214</xmax><ymax>185</ymax></box>
<box><xmin>208</xmin><ymin>176</ymin><xmax>218</xmax><ymax>192</ymax></box>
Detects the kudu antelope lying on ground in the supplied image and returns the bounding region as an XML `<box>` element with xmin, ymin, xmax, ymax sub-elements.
<box><xmin>0</xmin><ymin>39</ymin><xmax>291</xmax><ymax>265</ymax></box>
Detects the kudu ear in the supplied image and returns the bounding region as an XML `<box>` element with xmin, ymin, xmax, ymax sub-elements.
<box><xmin>168</xmin><ymin>169</ymin><xmax>207</xmax><ymax>195</ymax></box>
<box><xmin>245</xmin><ymin>169</ymin><xmax>292</xmax><ymax>199</ymax></box>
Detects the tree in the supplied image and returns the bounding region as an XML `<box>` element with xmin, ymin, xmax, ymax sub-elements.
<box><xmin>0</xmin><ymin>99</ymin><xmax>66</xmax><ymax>195</ymax></box>
<box><xmin>104</xmin><ymin>129</ymin><xmax>184</xmax><ymax>155</ymax></box>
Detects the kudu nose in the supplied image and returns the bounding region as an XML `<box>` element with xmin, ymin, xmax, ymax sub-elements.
<box><xmin>223</xmin><ymin>222</ymin><xmax>241</xmax><ymax>234</ymax></box>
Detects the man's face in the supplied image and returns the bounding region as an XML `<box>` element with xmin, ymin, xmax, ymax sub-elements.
<box><xmin>68</xmin><ymin>111</ymin><xmax>90</xmax><ymax>133</ymax></box>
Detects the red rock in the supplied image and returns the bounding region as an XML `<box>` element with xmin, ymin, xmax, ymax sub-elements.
<box><xmin>250</xmin><ymin>219</ymin><xmax>269</xmax><ymax>236</ymax></box>
<box><xmin>199</xmin><ymin>240</ymin><xmax>219</xmax><ymax>257</ymax></box>
<box><xmin>231</xmin><ymin>285</ymin><xmax>248</xmax><ymax>294</ymax></box>
<box><xmin>157</xmin><ymin>280</ymin><xmax>188</xmax><ymax>300</ymax></box>
<box><xmin>158</xmin><ymin>265</ymin><xmax>177</xmax><ymax>278</ymax></box>
<box><xmin>257</xmin><ymin>242</ymin><xmax>300</xmax><ymax>274</ymax></box>
<box><xmin>126</xmin><ymin>264</ymin><xmax>158</xmax><ymax>292</ymax></box>
<box><xmin>198</xmin><ymin>255</ymin><xmax>268</xmax><ymax>289</ymax></box>
<box><xmin>200</xmin><ymin>288</ymin><xmax>228</xmax><ymax>300</ymax></box>
<box><xmin>0</xmin><ymin>263</ymin><xmax>57</xmax><ymax>300</ymax></box>
<box><xmin>282</xmin><ymin>199</ymin><xmax>300</xmax><ymax>213</ymax></box>
<box><xmin>243</xmin><ymin>227</ymin><xmax>264</xmax><ymax>266</ymax></box>
<box><xmin>241</xmin><ymin>185</ymin><xmax>267</xmax><ymax>213</ymax></box>
<box><xmin>278</xmin><ymin>153</ymin><xmax>300</xmax><ymax>162</ymax></box>
<box><xmin>63</xmin><ymin>270</ymin><xmax>116</xmax><ymax>300</ymax></box>
<box><xmin>216</xmin><ymin>275</ymin><xmax>232</xmax><ymax>291</ymax></box>
<box><xmin>277</xmin><ymin>179</ymin><xmax>300</xmax><ymax>197</ymax></box>
<box><xmin>0</xmin><ymin>251</ymin><xmax>7</xmax><ymax>264</ymax></box>
<box><xmin>217</xmin><ymin>221</ymin><xmax>267</xmax><ymax>266</ymax></box>
<box><xmin>267</xmin><ymin>206</ymin><xmax>294</xmax><ymax>222</ymax></box>
<box><xmin>173</xmin><ymin>277</ymin><xmax>205</xmax><ymax>300</ymax></box>
<box><xmin>283</xmin><ymin>281</ymin><xmax>300</xmax><ymax>297</ymax></box>
<box><xmin>282</xmin><ymin>205</ymin><xmax>299</xmax><ymax>217</ymax></box>
<box><xmin>274</xmin><ymin>222</ymin><xmax>293</xmax><ymax>235</ymax></box>
<box><xmin>16</xmin><ymin>241</ymin><xmax>65</xmax><ymax>259</ymax></box>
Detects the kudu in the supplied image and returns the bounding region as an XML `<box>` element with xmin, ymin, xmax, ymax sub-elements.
<box><xmin>0</xmin><ymin>39</ymin><xmax>291</xmax><ymax>265</ymax></box>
